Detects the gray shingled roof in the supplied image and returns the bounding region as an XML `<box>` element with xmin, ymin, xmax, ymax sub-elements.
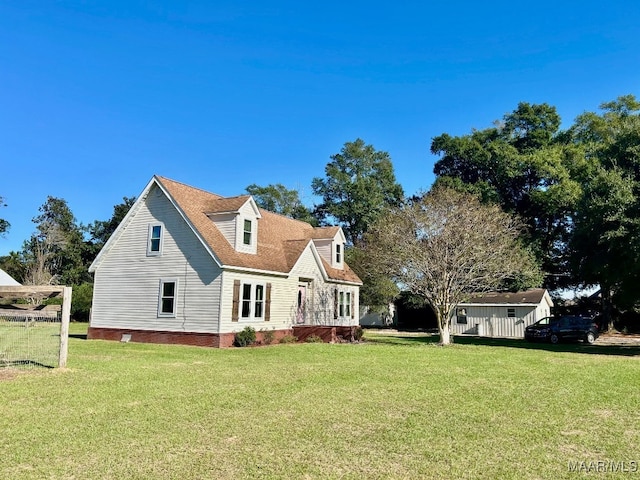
<box><xmin>462</xmin><ymin>288</ymin><xmax>549</xmax><ymax>305</ymax></box>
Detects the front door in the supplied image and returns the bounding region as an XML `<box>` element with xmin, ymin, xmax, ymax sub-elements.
<box><xmin>296</xmin><ymin>286</ymin><xmax>306</xmax><ymax>324</ymax></box>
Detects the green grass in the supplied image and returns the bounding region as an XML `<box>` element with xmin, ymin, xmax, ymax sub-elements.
<box><xmin>1</xmin><ymin>324</ymin><xmax>639</xmax><ymax>479</ymax></box>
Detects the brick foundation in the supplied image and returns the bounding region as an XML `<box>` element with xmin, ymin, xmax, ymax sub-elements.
<box><xmin>88</xmin><ymin>326</ymin><xmax>226</xmax><ymax>347</ymax></box>
<box><xmin>253</xmin><ymin>329</ymin><xmax>295</xmax><ymax>346</ymax></box>
<box><xmin>293</xmin><ymin>325</ymin><xmax>361</xmax><ymax>343</ymax></box>
<box><xmin>87</xmin><ymin>326</ymin><xmax>296</xmax><ymax>348</ymax></box>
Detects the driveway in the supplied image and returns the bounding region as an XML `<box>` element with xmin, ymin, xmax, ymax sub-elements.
<box><xmin>596</xmin><ymin>332</ymin><xmax>640</xmax><ymax>346</ymax></box>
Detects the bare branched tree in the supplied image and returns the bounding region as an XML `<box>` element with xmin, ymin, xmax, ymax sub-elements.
<box><xmin>364</xmin><ymin>187</ymin><xmax>541</xmax><ymax>345</ymax></box>
<box><xmin>23</xmin><ymin>223</ymin><xmax>66</xmax><ymax>289</ymax></box>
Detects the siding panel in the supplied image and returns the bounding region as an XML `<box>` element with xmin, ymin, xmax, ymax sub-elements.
<box><xmin>450</xmin><ymin>305</ymin><xmax>538</xmax><ymax>338</ymax></box>
<box><xmin>313</xmin><ymin>239</ymin><xmax>332</xmax><ymax>266</ymax></box>
<box><xmin>210</xmin><ymin>213</ymin><xmax>236</xmax><ymax>247</ymax></box>
<box><xmin>219</xmin><ymin>271</ymin><xmax>294</xmax><ymax>334</ymax></box>
<box><xmin>91</xmin><ymin>185</ymin><xmax>223</xmax><ymax>334</ymax></box>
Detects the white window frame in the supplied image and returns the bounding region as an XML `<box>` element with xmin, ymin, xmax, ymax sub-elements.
<box><xmin>243</xmin><ymin>219</ymin><xmax>252</xmax><ymax>246</ymax></box>
<box><xmin>254</xmin><ymin>284</ymin><xmax>265</xmax><ymax>319</ymax></box>
<box><xmin>239</xmin><ymin>282</ymin><xmax>265</xmax><ymax>320</ymax></box>
<box><xmin>345</xmin><ymin>291</ymin><xmax>351</xmax><ymax>318</ymax></box>
<box><xmin>456</xmin><ymin>308</ymin><xmax>468</xmax><ymax>324</ymax></box>
<box><xmin>147</xmin><ymin>223</ymin><xmax>164</xmax><ymax>256</ymax></box>
<box><xmin>158</xmin><ymin>278</ymin><xmax>178</xmax><ymax>317</ymax></box>
<box><xmin>337</xmin><ymin>289</ymin><xmax>351</xmax><ymax>319</ymax></box>
<box><xmin>335</xmin><ymin>243</ymin><xmax>342</xmax><ymax>264</ymax></box>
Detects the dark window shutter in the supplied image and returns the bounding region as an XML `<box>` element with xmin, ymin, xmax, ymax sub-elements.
<box><xmin>232</xmin><ymin>280</ymin><xmax>240</xmax><ymax>322</ymax></box>
<box><xmin>265</xmin><ymin>283</ymin><xmax>272</xmax><ymax>321</ymax></box>
<box><xmin>333</xmin><ymin>288</ymin><xmax>338</xmax><ymax>320</ymax></box>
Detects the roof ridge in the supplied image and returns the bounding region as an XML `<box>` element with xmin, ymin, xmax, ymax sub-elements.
<box><xmin>156</xmin><ymin>175</ymin><xmax>224</xmax><ymax>200</ymax></box>
<box><xmin>257</xmin><ymin>207</ymin><xmax>316</xmax><ymax>227</ymax></box>
<box><xmin>213</xmin><ymin>194</ymin><xmax>251</xmax><ymax>201</ymax></box>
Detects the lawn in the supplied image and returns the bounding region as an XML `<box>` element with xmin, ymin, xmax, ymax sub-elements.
<box><xmin>1</xmin><ymin>324</ymin><xmax>639</xmax><ymax>479</ymax></box>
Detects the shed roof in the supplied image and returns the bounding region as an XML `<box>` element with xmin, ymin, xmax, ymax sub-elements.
<box><xmin>461</xmin><ymin>288</ymin><xmax>552</xmax><ymax>307</ymax></box>
<box><xmin>0</xmin><ymin>268</ymin><xmax>20</xmax><ymax>286</ymax></box>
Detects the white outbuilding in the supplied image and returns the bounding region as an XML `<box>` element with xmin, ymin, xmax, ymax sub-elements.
<box><xmin>450</xmin><ymin>288</ymin><xmax>553</xmax><ymax>338</ymax></box>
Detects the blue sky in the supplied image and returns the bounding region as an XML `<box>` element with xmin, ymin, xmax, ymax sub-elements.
<box><xmin>1</xmin><ymin>1</ymin><xmax>639</xmax><ymax>256</ymax></box>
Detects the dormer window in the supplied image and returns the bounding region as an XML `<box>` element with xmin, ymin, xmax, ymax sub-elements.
<box><xmin>206</xmin><ymin>196</ymin><xmax>260</xmax><ymax>254</ymax></box>
<box><xmin>336</xmin><ymin>243</ymin><xmax>341</xmax><ymax>264</ymax></box>
<box><xmin>243</xmin><ymin>219</ymin><xmax>252</xmax><ymax>246</ymax></box>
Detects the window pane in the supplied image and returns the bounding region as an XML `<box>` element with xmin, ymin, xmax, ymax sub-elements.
<box><xmin>163</xmin><ymin>282</ymin><xmax>175</xmax><ymax>297</ymax></box>
<box><xmin>339</xmin><ymin>292</ymin><xmax>345</xmax><ymax>317</ymax></box>
<box><xmin>345</xmin><ymin>292</ymin><xmax>351</xmax><ymax>316</ymax></box>
<box><xmin>254</xmin><ymin>285</ymin><xmax>264</xmax><ymax>318</ymax></box>
<box><xmin>241</xmin><ymin>284</ymin><xmax>252</xmax><ymax>317</ymax></box>
<box><xmin>242</xmin><ymin>284</ymin><xmax>252</xmax><ymax>300</ymax></box>
<box><xmin>161</xmin><ymin>298</ymin><xmax>174</xmax><ymax>313</ymax></box>
<box><xmin>243</xmin><ymin>220</ymin><xmax>252</xmax><ymax>245</ymax></box>
<box><xmin>242</xmin><ymin>300</ymin><xmax>251</xmax><ymax>317</ymax></box>
<box><xmin>158</xmin><ymin>281</ymin><xmax>177</xmax><ymax>316</ymax></box>
<box><xmin>149</xmin><ymin>225</ymin><xmax>162</xmax><ymax>252</ymax></box>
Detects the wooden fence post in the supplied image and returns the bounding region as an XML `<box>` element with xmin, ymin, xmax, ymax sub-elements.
<box><xmin>59</xmin><ymin>286</ymin><xmax>72</xmax><ymax>368</ymax></box>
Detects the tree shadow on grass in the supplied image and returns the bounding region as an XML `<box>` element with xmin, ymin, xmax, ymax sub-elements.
<box><xmin>454</xmin><ymin>335</ymin><xmax>640</xmax><ymax>357</ymax></box>
<box><xmin>365</xmin><ymin>331</ymin><xmax>640</xmax><ymax>356</ymax></box>
<box><xmin>69</xmin><ymin>334</ymin><xmax>87</xmax><ymax>340</ymax></box>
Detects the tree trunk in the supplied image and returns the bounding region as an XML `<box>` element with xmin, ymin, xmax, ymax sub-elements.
<box><xmin>601</xmin><ymin>286</ymin><xmax>614</xmax><ymax>332</ymax></box>
<box><xmin>436</xmin><ymin>308</ymin><xmax>452</xmax><ymax>346</ymax></box>
<box><xmin>439</xmin><ymin>324</ymin><xmax>451</xmax><ymax>345</ymax></box>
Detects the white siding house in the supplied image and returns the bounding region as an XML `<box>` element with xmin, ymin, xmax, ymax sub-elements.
<box><xmin>450</xmin><ymin>289</ymin><xmax>553</xmax><ymax>338</ymax></box>
<box><xmin>88</xmin><ymin>176</ymin><xmax>361</xmax><ymax>347</ymax></box>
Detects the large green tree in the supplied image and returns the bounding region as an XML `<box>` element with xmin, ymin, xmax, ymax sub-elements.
<box><xmin>312</xmin><ymin>138</ymin><xmax>404</xmax><ymax>246</ymax></box>
<box><xmin>568</xmin><ymin>95</ymin><xmax>640</xmax><ymax>317</ymax></box>
<box><xmin>245</xmin><ymin>184</ymin><xmax>317</xmax><ymax>225</ymax></box>
<box><xmin>0</xmin><ymin>251</ymin><xmax>25</xmax><ymax>283</ymax></box>
<box><xmin>431</xmin><ymin>102</ymin><xmax>586</xmax><ymax>289</ymax></box>
<box><xmin>312</xmin><ymin>139</ymin><xmax>405</xmax><ymax>311</ymax></box>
